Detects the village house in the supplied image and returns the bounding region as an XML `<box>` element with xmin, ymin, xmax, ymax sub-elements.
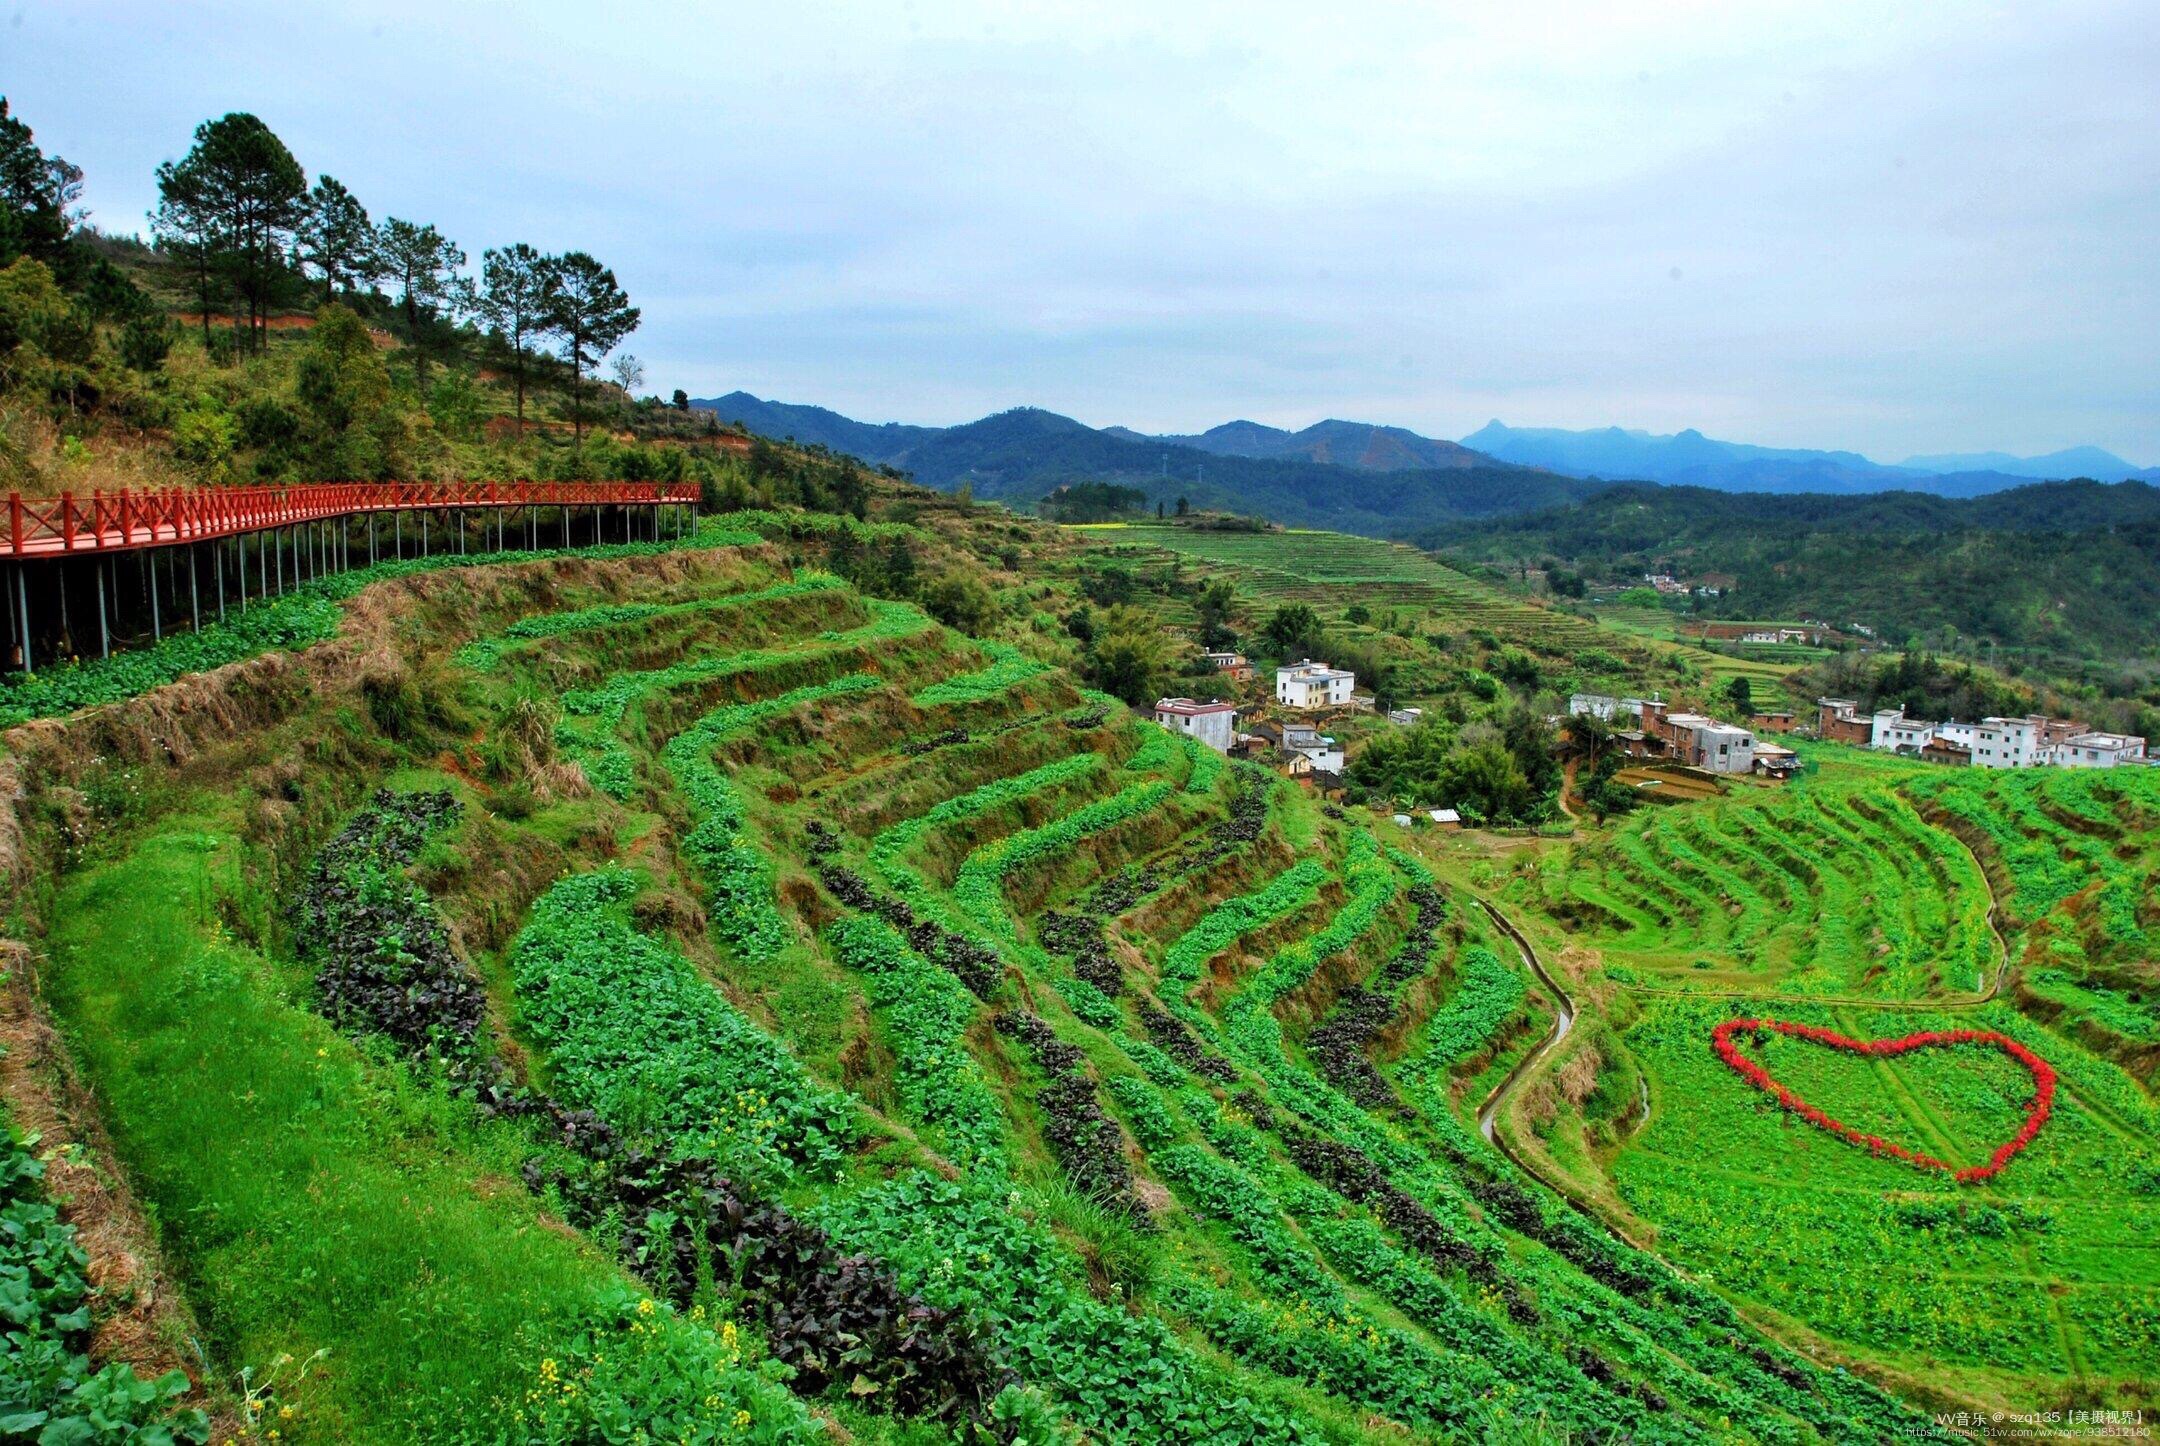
<box><xmin>1568</xmin><ymin>692</ymin><xmax>1654</xmax><ymax>724</ymax></box>
<box><xmin>1659</xmin><ymin>713</ymin><xmax>1757</xmax><ymax>774</ymax></box>
<box><xmin>1749</xmin><ymin>711</ymin><xmax>1797</xmax><ymax>733</ymax></box>
<box><xmin>2050</xmin><ymin>732</ymin><xmax>2149</xmax><ymax>768</ymax></box>
<box><xmin>1246</xmin><ymin>718</ymin><xmax>1344</xmax><ymax>774</ymax></box>
<box><xmin>1752</xmin><ymin>740</ymin><xmax>1800</xmax><ymax>779</ymax></box>
<box><xmin>1870</xmin><ymin>709</ymin><xmax>1940</xmax><ymax>755</ymax></box>
<box><xmin>1287</xmin><ymin>732</ymin><xmax>1346</xmax><ymax>774</ymax></box>
<box><xmin>1276</xmin><ymin>659</ymin><xmax>1356</xmax><ymax>709</ymax></box>
<box><xmin>1568</xmin><ymin>692</ymin><xmax>1622</xmax><ymax>720</ymax></box>
<box><xmin>1851</xmin><ymin>702</ymin><xmax>2142</xmax><ymax>769</ymax></box>
<box><xmin>1693</xmin><ymin>622</ymin><xmax>1823</xmax><ymax>646</ymax></box>
<box><xmin>1153</xmin><ymin>697</ymin><xmax>1237</xmax><ymax>754</ymax></box>
<box><xmin>1816</xmin><ymin>698</ymin><xmax>1873</xmax><ymax>745</ymax></box>
<box><xmin>1921</xmin><ymin>736</ymin><xmax>1972</xmax><ymax>767</ymax></box>
<box><xmin>1202</xmin><ymin>651</ymin><xmax>1256</xmax><ymax>683</ymax></box>
<box><xmin>1963</xmin><ymin>717</ymin><xmax>2040</xmax><ymax>768</ymax></box>
<box><xmin>1387</xmin><ymin>706</ymin><xmax>1424</xmax><ymax>726</ymax></box>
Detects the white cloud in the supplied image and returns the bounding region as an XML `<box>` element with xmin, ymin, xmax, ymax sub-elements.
<box><xmin>10</xmin><ymin>0</ymin><xmax>2155</xmax><ymax>458</ymax></box>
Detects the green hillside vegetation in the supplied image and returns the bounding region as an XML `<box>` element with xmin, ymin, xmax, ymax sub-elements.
<box><xmin>1424</xmin><ymin>481</ymin><xmax>2160</xmax><ymax>682</ymax></box>
<box><xmin>0</xmin><ymin>99</ymin><xmax>896</xmax><ymax>509</ymax></box>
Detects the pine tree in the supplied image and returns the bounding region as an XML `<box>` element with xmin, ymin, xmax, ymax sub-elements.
<box><xmin>376</xmin><ymin>217</ymin><xmax>470</xmax><ymax>384</ymax></box>
<box><xmin>542</xmin><ymin>251</ymin><xmax>638</xmax><ymax>445</ymax></box>
<box><xmin>296</xmin><ymin>175</ymin><xmax>381</xmax><ymax>298</ymax></box>
<box><xmin>477</xmin><ymin>243</ymin><xmax>552</xmax><ymax>432</ymax></box>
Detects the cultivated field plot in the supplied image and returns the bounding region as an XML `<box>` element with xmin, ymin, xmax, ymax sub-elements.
<box><xmin>1617</xmin><ymin>996</ymin><xmax>2160</xmax><ymax>1401</ymax></box>
<box><xmin>1531</xmin><ymin>758</ymin><xmax>1998</xmax><ymax>999</ymax></box>
<box><xmin>1510</xmin><ymin>745</ymin><xmax>2160</xmax><ymax>1411</ymax></box>
<box><xmin>7</xmin><ymin>522</ymin><xmax>1936</xmax><ymax>1441</ymax></box>
<box><xmin>1587</xmin><ymin>604</ymin><xmax>1808</xmax><ymax>708</ymax></box>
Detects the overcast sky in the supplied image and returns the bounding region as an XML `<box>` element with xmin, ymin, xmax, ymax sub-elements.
<box><xmin>9</xmin><ymin>1</ymin><xmax>2156</xmax><ymax>461</ymax></box>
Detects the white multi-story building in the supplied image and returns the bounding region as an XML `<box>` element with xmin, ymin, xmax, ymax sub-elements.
<box><xmin>1153</xmin><ymin>697</ymin><xmax>1237</xmax><ymax>754</ymax></box>
<box><xmin>1970</xmin><ymin>717</ymin><xmax>2041</xmax><ymax>769</ymax></box>
<box><xmin>2048</xmin><ymin>732</ymin><xmax>2149</xmax><ymax>769</ymax></box>
<box><xmin>1871</xmin><ymin>710</ymin><xmax>1940</xmax><ymax>754</ymax></box>
<box><xmin>1693</xmin><ymin>723</ymin><xmax>1758</xmax><ymax>775</ymax></box>
<box><xmin>1276</xmin><ymin>660</ymin><xmax>1355</xmax><ymax>709</ymax></box>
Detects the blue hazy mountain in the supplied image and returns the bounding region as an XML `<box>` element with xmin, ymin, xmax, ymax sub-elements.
<box><xmin>1897</xmin><ymin>445</ymin><xmax>2155</xmax><ymax>483</ymax></box>
<box><xmin>1460</xmin><ymin>421</ymin><xmax>2018</xmax><ymax>496</ymax></box>
<box><xmin>1114</xmin><ymin>418</ymin><xmax>1492</xmax><ymax>471</ymax></box>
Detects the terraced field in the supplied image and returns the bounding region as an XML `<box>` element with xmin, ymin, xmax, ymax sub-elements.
<box><xmin>2</xmin><ymin>524</ymin><xmax>1936</xmax><ymax>1441</ymax></box>
<box><xmin>1915</xmin><ymin>765</ymin><xmax>2160</xmax><ymax>1061</ymax></box>
<box><xmin>1496</xmin><ymin>744</ymin><xmax>2160</xmax><ymax>1413</ymax></box>
<box><xmin>1533</xmin><ymin>754</ymin><xmax>1998</xmax><ymax>999</ymax></box>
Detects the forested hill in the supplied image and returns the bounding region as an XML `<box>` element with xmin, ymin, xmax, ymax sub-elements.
<box><xmin>1425</xmin><ymin>480</ymin><xmax>2160</xmax><ymax>662</ymax></box>
<box><xmin>695</xmin><ymin>396</ymin><xmax>1600</xmax><ymax>533</ymax></box>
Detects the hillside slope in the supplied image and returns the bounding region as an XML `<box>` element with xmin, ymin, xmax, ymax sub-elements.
<box><xmin>3</xmin><ymin>495</ymin><xmax>1969</xmax><ymax>1441</ymax></box>
<box><xmin>1426</xmin><ymin>480</ymin><xmax>2160</xmax><ymax>664</ymax></box>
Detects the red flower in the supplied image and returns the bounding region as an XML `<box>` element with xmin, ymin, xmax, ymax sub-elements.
<box><xmin>1710</xmin><ymin>1018</ymin><xmax>2053</xmax><ymax>1184</ymax></box>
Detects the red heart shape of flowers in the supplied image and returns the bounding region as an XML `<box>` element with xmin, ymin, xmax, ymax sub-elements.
<box><xmin>1712</xmin><ymin>1019</ymin><xmax>2055</xmax><ymax>1183</ymax></box>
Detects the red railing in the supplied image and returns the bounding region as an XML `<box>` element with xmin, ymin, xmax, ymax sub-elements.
<box><xmin>4</xmin><ymin>481</ymin><xmax>700</xmax><ymax>558</ymax></box>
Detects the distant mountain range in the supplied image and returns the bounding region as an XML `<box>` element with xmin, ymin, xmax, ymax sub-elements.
<box><xmin>1458</xmin><ymin>421</ymin><xmax>2158</xmax><ymax>495</ymax></box>
<box><xmin>692</xmin><ymin>390</ymin><xmax>2157</xmax><ymax>528</ymax></box>
<box><xmin>692</xmin><ymin>392</ymin><xmax>1594</xmax><ymax>536</ymax></box>
<box><xmin>1895</xmin><ymin>445</ymin><xmax>2155</xmax><ymax>481</ymax></box>
<box><xmin>1102</xmin><ymin>418</ymin><xmax>1491</xmax><ymax>472</ymax></box>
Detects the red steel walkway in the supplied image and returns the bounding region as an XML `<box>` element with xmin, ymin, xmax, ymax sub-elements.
<box><xmin>5</xmin><ymin>481</ymin><xmax>699</xmax><ymax>558</ymax></box>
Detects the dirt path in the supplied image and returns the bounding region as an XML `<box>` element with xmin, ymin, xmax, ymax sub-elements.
<box><xmin>1475</xmin><ymin>899</ymin><xmax>1576</xmax><ymax>1146</ymax></box>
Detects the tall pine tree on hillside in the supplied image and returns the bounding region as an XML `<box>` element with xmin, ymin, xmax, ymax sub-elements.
<box><xmin>477</xmin><ymin>242</ymin><xmax>552</xmax><ymax>433</ymax></box>
<box><xmin>376</xmin><ymin>217</ymin><xmax>469</xmax><ymax>384</ymax></box>
<box><xmin>0</xmin><ymin>98</ymin><xmax>82</xmax><ymax>268</ymax></box>
<box><xmin>542</xmin><ymin>251</ymin><xmax>637</xmax><ymax>445</ymax></box>
<box><xmin>296</xmin><ymin>175</ymin><xmax>381</xmax><ymax>299</ymax></box>
<box><xmin>153</xmin><ymin>113</ymin><xmax>305</xmax><ymax>353</ymax></box>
